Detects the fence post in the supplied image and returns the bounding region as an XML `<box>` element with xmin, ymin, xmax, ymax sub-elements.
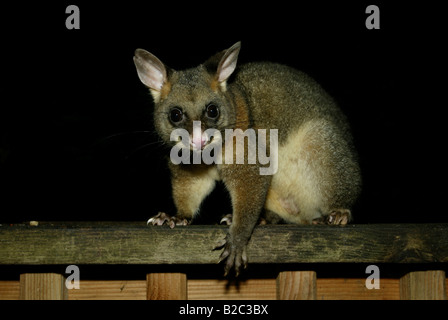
<box><xmin>400</xmin><ymin>270</ymin><xmax>446</xmax><ymax>300</ymax></box>
<box><xmin>277</xmin><ymin>271</ymin><xmax>317</xmax><ymax>300</ymax></box>
<box><xmin>19</xmin><ymin>273</ymin><xmax>68</xmax><ymax>300</ymax></box>
<box><xmin>147</xmin><ymin>273</ymin><xmax>187</xmax><ymax>300</ymax></box>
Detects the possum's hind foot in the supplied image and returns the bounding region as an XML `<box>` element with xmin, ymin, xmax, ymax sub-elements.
<box><xmin>147</xmin><ymin>212</ymin><xmax>190</xmax><ymax>229</ymax></box>
<box><xmin>312</xmin><ymin>209</ymin><xmax>351</xmax><ymax>225</ymax></box>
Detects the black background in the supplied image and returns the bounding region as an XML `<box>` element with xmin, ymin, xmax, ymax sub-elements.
<box><xmin>0</xmin><ymin>1</ymin><xmax>446</xmax><ymax>224</ymax></box>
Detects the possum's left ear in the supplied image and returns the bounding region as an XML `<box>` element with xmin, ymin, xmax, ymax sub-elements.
<box><xmin>205</xmin><ymin>41</ymin><xmax>241</xmax><ymax>92</ymax></box>
<box><xmin>217</xmin><ymin>42</ymin><xmax>241</xmax><ymax>84</ymax></box>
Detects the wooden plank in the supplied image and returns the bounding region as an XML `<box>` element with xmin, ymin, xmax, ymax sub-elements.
<box><xmin>2</xmin><ymin>278</ymin><xmax>448</xmax><ymax>300</ymax></box>
<box><xmin>19</xmin><ymin>273</ymin><xmax>67</xmax><ymax>300</ymax></box>
<box><xmin>277</xmin><ymin>271</ymin><xmax>316</xmax><ymax>300</ymax></box>
<box><xmin>0</xmin><ymin>223</ymin><xmax>447</xmax><ymax>265</ymax></box>
<box><xmin>0</xmin><ymin>281</ymin><xmax>20</xmax><ymax>300</ymax></box>
<box><xmin>68</xmin><ymin>280</ymin><xmax>146</xmax><ymax>300</ymax></box>
<box><xmin>400</xmin><ymin>270</ymin><xmax>446</xmax><ymax>300</ymax></box>
<box><xmin>188</xmin><ymin>279</ymin><xmax>277</xmax><ymax>300</ymax></box>
<box><xmin>317</xmin><ymin>278</ymin><xmax>400</xmax><ymax>300</ymax></box>
<box><xmin>147</xmin><ymin>273</ymin><xmax>187</xmax><ymax>300</ymax></box>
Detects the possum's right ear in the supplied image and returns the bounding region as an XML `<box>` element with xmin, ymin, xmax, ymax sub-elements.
<box><xmin>133</xmin><ymin>49</ymin><xmax>169</xmax><ymax>103</ymax></box>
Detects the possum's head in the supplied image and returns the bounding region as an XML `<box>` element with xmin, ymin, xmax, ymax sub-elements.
<box><xmin>133</xmin><ymin>42</ymin><xmax>241</xmax><ymax>151</ymax></box>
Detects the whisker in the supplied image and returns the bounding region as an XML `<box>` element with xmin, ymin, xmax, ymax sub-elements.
<box><xmin>124</xmin><ymin>139</ymin><xmax>168</xmax><ymax>161</ymax></box>
<box><xmin>94</xmin><ymin>130</ymin><xmax>154</xmax><ymax>146</ymax></box>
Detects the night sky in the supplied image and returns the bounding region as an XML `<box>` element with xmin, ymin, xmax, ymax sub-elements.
<box><xmin>1</xmin><ymin>1</ymin><xmax>446</xmax><ymax>223</ymax></box>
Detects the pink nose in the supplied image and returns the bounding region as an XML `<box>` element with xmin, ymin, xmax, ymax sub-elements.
<box><xmin>192</xmin><ymin>135</ymin><xmax>206</xmax><ymax>149</ymax></box>
<box><xmin>191</xmin><ymin>121</ymin><xmax>207</xmax><ymax>150</ymax></box>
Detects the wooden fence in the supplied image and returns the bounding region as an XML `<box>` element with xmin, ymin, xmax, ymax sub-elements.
<box><xmin>0</xmin><ymin>222</ymin><xmax>447</xmax><ymax>300</ymax></box>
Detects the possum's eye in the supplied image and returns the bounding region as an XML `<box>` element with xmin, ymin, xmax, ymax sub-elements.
<box><xmin>206</xmin><ymin>104</ymin><xmax>219</xmax><ymax>119</ymax></box>
<box><xmin>169</xmin><ymin>108</ymin><xmax>183</xmax><ymax>123</ymax></box>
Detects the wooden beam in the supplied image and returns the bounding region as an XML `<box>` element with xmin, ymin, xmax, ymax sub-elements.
<box><xmin>277</xmin><ymin>271</ymin><xmax>316</xmax><ymax>300</ymax></box>
<box><xmin>1</xmin><ymin>222</ymin><xmax>447</xmax><ymax>265</ymax></box>
<box><xmin>400</xmin><ymin>270</ymin><xmax>446</xmax><ymax>300</ymax></box>
<box><xmin>147</xmin><ymin>273</ymin><xmax>187</xmax><ymax>300</ymax></box>
<box><xmin>2</xmin><ymin>279</ymin><xmax>448</xmax><ymax>300</ymax></box>
<box><xmin>19</xmin><ymin>273</ymin><xmax>67</xmax><ymax>300</ymax></box>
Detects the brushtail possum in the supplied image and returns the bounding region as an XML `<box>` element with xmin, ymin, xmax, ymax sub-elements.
<box><xmin>133</xmin><ymin>42</ymin><xmax>361</xmax><ymax>276</ymax></box>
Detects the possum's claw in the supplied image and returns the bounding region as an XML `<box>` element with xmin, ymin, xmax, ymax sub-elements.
<box><xmin>214</xmin><ymin>233</ymin><xmax>248</xmax><ymax>277</ymax></box>
<box><xmin>220</xmin><ymin>214</ymin><xmax>268</xmax><ymax>226</ymax></box>
<box><xmin>147</xmin><ymin>212</ymin><xmax>189</xmax><ymax>229</ymax></box>
<box><xmin>214</xmin><ymin>238</ymin><xmax>227</xmax><ymax>249</ymax></box>
<box><xmin>219</xmin><ymin>214</ymin><xmax>233</xmax><ymax>225</ymax></box>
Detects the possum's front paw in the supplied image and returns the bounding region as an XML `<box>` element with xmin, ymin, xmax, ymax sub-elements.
<box><xmin>147</xmin><ymin>212</ymin><xmax>190</xmax><ymax>229</ymax></box>
<box><xmin>214</xmin><ymin>233</ymin><xmax>248</xmax><ymax>277</ymax></box>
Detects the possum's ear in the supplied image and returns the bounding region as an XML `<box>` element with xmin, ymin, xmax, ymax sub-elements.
<box><xmin>217</xmin><ymin>42</ymin><xmax>241</xmax><ymax>83</ymax></box>
<box><xmin>216</xmin><ymin>42</ymin><xmax>241</xmax><ymax>90</ymax></box>
<box><xmin>205</xmin><ymin>42</ymin><xmax>241</xmax><ymax>92</ymax></box>
<box><xmin>134</xmin><ymin>49</ymin><xmax>169</xmax><ymax>103</ymax></box>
